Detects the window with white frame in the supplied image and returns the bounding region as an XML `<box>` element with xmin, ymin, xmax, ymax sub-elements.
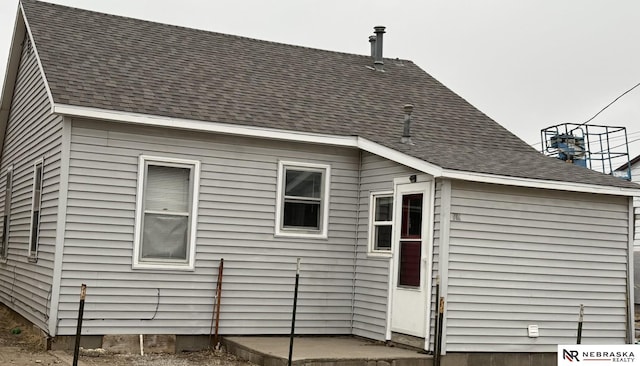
<box><xmin>275</xmin><ymin>161</ymin><xmax>330</xmax><ymax>238</ymax></box>
<box><xmin>28</xmin><ymin>160</ymin><xmax>44</xmax><ymax>260</ymax></box>
<box><xmin>133</xmin><ymin>156</ymin><xmax>200</xmax><ymax>270</ymax></box>
<box><xmin>1</xmin><ymin>166</ymin><xmax>12</xmax><ymax>259</ymax></box>
<box><xmin>368</xmin><ymin>192</ymin><xmax>393</xmax><ymax>254</ymax></box>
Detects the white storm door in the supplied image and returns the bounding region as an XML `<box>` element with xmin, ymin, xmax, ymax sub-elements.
<box><xmin>390</xmin><ymin>181</ymin><xmax>430</xmax><ymax>337</ymax></box>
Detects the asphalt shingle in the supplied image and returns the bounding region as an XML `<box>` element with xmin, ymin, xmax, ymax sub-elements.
<box><xmin>20</xmin><ymin>0</ymin><xmax>639</xmax><ymax>189</ymax></box>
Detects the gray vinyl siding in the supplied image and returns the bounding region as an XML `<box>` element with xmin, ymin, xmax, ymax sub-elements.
<box><xmin>631</xmin><ymin>163</ymin><xmax>639</xmax><ymax>304</ymax></box>
<box><xmin>351</xmin><ymin>152</ymin><xmax>420</xmax><ymax>341</ymax></box>
<box><xmin>0</xmin><ymin>36</ymin><xmax>62</xmax><ymax>332</ymax></box>
<box><xmin>445</xmin><ymin>180</ymin><xmax>629</xmax><ymax>352</ymax></box>
<box><xmin>57</xmin><ymin>119</ymin><xmax>359</xmax><ymax>335</ymax></box>
<box><xmin>631</xmin><ymin>163</ymin><xmax>639</xmax><ymax>247</ymax></box>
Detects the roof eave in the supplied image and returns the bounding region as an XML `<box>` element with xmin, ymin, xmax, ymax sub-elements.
<box><xmin>0</xmin><ymin>3</ymin><xmax>26</xmax><ymax>157</ymax></box>
<box><xmin>442</xmin><ymin>169</ymin><xmax>640</xmax><ymax>197</ymax></box>
<box><xmin>615</xmin><ymin>154</ymin><xmax>640</xmax><ymax>172</ymax></box>
<box><xmin>52</xmin><ymin>103</ymin><xmax>640</xmax><ymax>197</ymax></box>
<box><xmin>53</xmin><ymin>103</ymin><xmax>361</xmax><ymax>147</ymax></box>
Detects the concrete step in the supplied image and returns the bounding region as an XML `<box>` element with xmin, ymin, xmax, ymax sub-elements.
<box><xmin>223</xmin><ymin>336</ymin><xmax>433</xmax><ymax>366</ymax></box>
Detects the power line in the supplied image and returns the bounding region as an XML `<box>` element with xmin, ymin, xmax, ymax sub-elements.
<box><xmin>590</xmin><ymin>136</ymin><xmax>640</xmax><ymax>155</ymax></box>
<box><xmin>529</xmin><ymin>81</ymin><xmax>640</xmax><ymax>146</ymax></box>
<box><xmin>584</xmin><ymin>129</ymin><xmax>640</xmax><ymax>145</ymax></box>
<box><xmin>577</xmin><ymin>81</ymin><xmax>640</xmax><ymax>127</ymax></box>
<box><xmin>601</xmin><ymin>129</ymin><xmax>640</xmax><ymax>140</ymax></box>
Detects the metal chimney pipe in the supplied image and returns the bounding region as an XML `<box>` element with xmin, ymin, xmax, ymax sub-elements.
<box><xmin>402</xmin><ymin>104</ymin><xmax>414</xmax><ymax>144</ymax></box>
<box><xmin>374</xmin><ymin>26</ymin><xmax>385</xmax><ymax>71</ymax></box>
<box><xmin>369</xmin><ymin>35</ymin><xmax>377</xmax><ymax>58</ymax></box>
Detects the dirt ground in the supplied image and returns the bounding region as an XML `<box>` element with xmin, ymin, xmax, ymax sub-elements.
<box><xmin>0</xmin><ymin>305</ymin><xmax>256</xmax><ymax>366</ymax></box>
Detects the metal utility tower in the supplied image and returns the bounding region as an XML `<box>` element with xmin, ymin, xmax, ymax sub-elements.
<box><xmin>541</xmin><ymin>123</ymin><xmax>631</xmax><ymax>180</ymax></box>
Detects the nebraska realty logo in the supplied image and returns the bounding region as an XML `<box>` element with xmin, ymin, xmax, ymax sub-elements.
<box><xmin>558</xmin><ymin>345</ymin><xmax>640</xmax><ymax>365</ymax></box>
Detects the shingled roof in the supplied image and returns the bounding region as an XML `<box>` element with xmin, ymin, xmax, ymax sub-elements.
<box><xmin>615</xmin><ymin>154</ymin><xmax>640</xmax><ymax>173</ymax></box>
<box><xmin>15</xmin><ymin>0</ymin><xmax>639</xmax><ymax>190</ymax></box>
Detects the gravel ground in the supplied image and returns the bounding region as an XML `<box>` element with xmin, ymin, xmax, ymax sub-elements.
<box><xmin>0</xmin><ymin>305</ymin><xmax>61</xmax><ymax>365</ymax></box>
<box><xmin>0</xmin><ymin>305</ymin><xmax>255</xmax><ymax>366</ymax></box>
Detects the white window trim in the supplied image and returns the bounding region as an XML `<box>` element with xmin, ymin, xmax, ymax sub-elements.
<box><xmin>275</xmin><ymin>160</ymin><xmax>330</xmax><ymax>239</ymax></box>
<box><xmin>28</xmin><ymin>158</ymin><xmax>44</xmax><ymax>261</ymax></box>
<box><xmin>133</xmin><ymin>155</ymin><xmax>200</xmax><ymax>270</ymax></box>
<box><xmin>368</xmin><ymin>191</ymin><xmax>394</xmax><ymax>257</ymax></box>
<box><xmin>1</xmin><ymin>165</ymin><xmax>13</xmax><ymax>261</ymax></box>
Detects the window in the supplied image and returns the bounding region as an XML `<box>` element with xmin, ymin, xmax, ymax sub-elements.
<box><xmin>28</xmin><ymin>160</ymin><xmax>44</xmax><ymax>260</ymax></box>
<box><xmin>1</xmin><ymin>166</ymin><xmax>12</xmax><ymax>259</ymax></box>
<box><xmin>133</xmin><ymin>156</ymin><xmax>200</xmax><ymax>270</ymax></box>
<box><xmin>368</xmin><ymin>192</ymin><xmax>393</xmax><ymax>255</ymax></box>
<box><xmin>275</xmin><ymin>161</ymin><xmax>330</xmax><ymax>238</ymax></box>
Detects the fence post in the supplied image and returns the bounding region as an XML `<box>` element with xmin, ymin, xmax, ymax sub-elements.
<box><xmin>577</xmin><ymin>304</ymin><xmax>584</xmax><ymax>344</ymax></box>
<box><xmin>72</xmin><ymin>284</ymin><xmax>87</xmax><ymax>366</ymax></box>
<box><xmin>435</xmin><ymin>296</ymin><xmax>445</xmax><ymax>366</ymax></box>
<box><xmin>288</xmin><ymin>258</ymin><xmax>301</xmax><ymax>366</ymax></box>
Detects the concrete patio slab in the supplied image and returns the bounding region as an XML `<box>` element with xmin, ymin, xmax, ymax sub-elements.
<box><xmin>223</xmin><ymin>336</ymin><xmax>433</xmax><ymax>366</ymax></box>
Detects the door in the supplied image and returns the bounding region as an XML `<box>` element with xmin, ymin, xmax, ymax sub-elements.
<box><xmin>390</xmin><ymin>181</ymin><xmax>431</xmax><ymax>337</ymax></box>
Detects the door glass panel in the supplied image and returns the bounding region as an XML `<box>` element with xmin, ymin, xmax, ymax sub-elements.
<box><xmin>401</xmin><ymin>194</ymin><xmax>423</xmax><ymax>238</ymax></box>
<box><xmin>398</xmin><ymin>193</ymin><xmax>423</xmax><ymax>287</ymax></box>
<box><xmin>399</xmin><ymin>241</ymin><xmax>421</xmax><ymax>287</ymax></box>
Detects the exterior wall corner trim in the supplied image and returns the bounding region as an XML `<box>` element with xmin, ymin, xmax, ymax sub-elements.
<box><xmin>48</xmin><ymin>117</ymin><xmax>72</xmax><ymax>336</ymax></box>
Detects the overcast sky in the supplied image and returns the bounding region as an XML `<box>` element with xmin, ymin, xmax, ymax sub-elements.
<box><xmin>1</xmin><ymin>0</ymin><xmax>639</xmax><ymax>171</ymax></box>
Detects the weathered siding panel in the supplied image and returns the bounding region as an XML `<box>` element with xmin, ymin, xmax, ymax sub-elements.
<box><xmin>446</xmin><ymin>180</ymin><xmax>629</xmax><ymax>352</ymax></box>
<box><xmin>352</xmin><ymin>152</ymin><xmax>421</xmax><ymax>341</ymax></box>
<box><xmin>57</xmin><ymin>119</ymin><xmax>359</xmax><ymax>335</ymax></box>
<box><xmin>0</xmin><ymin>37</ymin><xmax>62</xmax><ymax>332</ymax></box>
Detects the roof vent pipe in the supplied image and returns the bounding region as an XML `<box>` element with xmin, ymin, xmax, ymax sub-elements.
<box><xmin>401</xmin><ymin>104</ymin><xmax>414</xmax><ymax>144</ymax></box>
<box><xmin>369</xmin><ymin>35</ymin><xmax>377</xmax><ymax>58</ymax></box>
<box><xmin>374</xmin><ymin>26</ymin><xmax>385</xmax><ymax>71</ymax></box>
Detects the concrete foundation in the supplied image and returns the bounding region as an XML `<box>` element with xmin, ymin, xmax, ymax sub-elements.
<box><xmin>49</xmin><ymin>335</ymin><xmax>102</xmax><ymax>351</ymax></box>
<box><xmin>102</xmin><ymin>334</ymin><xmax>176</xmax><ymax>354</ymax></box>
<box><xmin>50</xmin><ymin>334</ymin><xmax>209</xmax><ymax>353</ymax></box>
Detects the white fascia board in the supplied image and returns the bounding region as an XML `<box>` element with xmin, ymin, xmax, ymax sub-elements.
<box><xmin>52</xmin><ymin>104</ymin><xmax>640</xmax><ymax>197</ymax></box>
<box><xmin>0</xmin><ymin>5</ymin><xmax>25</xmax><ymax>157</ymax></box>
<box><xmin>54</xmin><ymin>104</ymin><xmax>445</xmax><ymax>175</ymax></box>
<box><xmin>357</xmin><ymin>138</ymin><xmax>443</xmax><ymax>177</ymax></box>
<box><xmin>442</xmin><ymin>169</ymin><xmax>640</xmax><ymax>197</ymax></box>
<box><xmin>53</xmin><ymin>104</ymin><xmax>359</xmax><ymax>148</ymax></box>
<box><xmin>20</xmin><ymin>2</ymin><xmax>55</xmax><ymax>113</ymax></box>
